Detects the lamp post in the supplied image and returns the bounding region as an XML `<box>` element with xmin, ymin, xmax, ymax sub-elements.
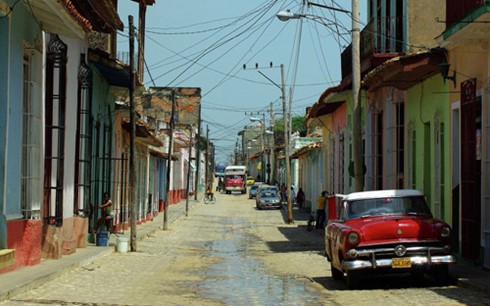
<box><xmin>276</xmin><ymin>1</ymin><xmax>363</xmax><ymax>192</ymax></box>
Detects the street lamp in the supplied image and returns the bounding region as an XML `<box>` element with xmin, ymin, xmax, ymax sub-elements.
<box><xmin>276</xmin><ymin>1</ymin><xmax>363</xmax><ymax>192</ymax></box>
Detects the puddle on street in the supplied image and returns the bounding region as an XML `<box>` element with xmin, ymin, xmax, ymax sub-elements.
<box><xmin>195</xmin><ymin>222</ymin><xmax>322</xmax><ymax>305</ymax></box>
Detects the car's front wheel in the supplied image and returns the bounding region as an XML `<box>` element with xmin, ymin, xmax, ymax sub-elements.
<box><xmin>346</xmin><ymin>270</ymin><xmax>360</xmax><ymax>289</ymax></box>
<box><xmin>330</xmin><ymin>264</ymin><xmax>343</xmax><ymax>280</ymax></box>
<box><xmin>431</xmin><ymin>264</ymin><xmax>449</xmax><ymax>285</ymax></box>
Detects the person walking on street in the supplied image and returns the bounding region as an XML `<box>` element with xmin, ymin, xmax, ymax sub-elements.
<box><xmin>280</xmin><ymin>183</ymin><xmax>287</xmax><ymax>203</ymax></box>
<box><xmin>316</xmin><ymin>191</ymin><xmax>327</xmax><ymax>229</ymax></box>
<box><xmin>296</xmin><ymin>188</ymin><xmax>305</xmax><ymax>210</ymax></box>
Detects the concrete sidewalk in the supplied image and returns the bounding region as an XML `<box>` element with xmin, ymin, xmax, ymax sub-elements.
<box><xmin>0</xmin><ymin>196</ymin><xmax>202</xmax><ymax>302</ymax></box>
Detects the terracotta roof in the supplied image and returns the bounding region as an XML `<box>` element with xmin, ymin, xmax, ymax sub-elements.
<box><xmin>290</xmin><ymin>141</ymin><xmax>322</xmax><ymax>159</ymax></box>
<box><xmin>58</xmin><ymin>0</ymin><xmax>93</xmax><ymax>32</ymax></box>
<box><xmin>305</xmin><ymin>85</ymin><xmax>344</xmax><ymax>122</ymax></box>
<box><xmin>71</xmin><ymin>0</ymin><xmax>124</xmax><ymax>32</ymax></box>
<box><xmin>248</xmin><ymin>151</ymin><xmax>264</xmax><ymax>159</ymax></box>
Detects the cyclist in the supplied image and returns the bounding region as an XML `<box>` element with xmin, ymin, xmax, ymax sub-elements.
<box><xmin>206</xmin><ymin>185</ymin><xmax>214</xmax><ymax>200</ymax></box>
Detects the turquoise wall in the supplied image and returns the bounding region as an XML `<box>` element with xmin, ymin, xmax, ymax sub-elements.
<box><xmin>89</xmin><ymin>65</ymin><xmax>116</xmax><ymax>224</ymax></box>
<box><xmin>0</xmin><ymin>2</ymin><xmax>41</xmax><ymax>247</ymax></box>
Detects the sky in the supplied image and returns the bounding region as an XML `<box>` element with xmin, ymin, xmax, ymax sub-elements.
<box><xmin>117</xmin><ymin>0</ymin><xmax>367</xmax><ymax>164</ymax></box>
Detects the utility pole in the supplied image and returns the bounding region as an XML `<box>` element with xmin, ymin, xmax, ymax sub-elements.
<box><xmin>128</xmin><ymin>16</ymin><xmax>137</xmax><ymax>251</ymax></box>
<box><xmin>205</xmin><ymin>125</ymin><xmax>209</xmax><ymax>188</ymax></box>
<box><xmin>194</xmin><ymin>104</ymin><xmax>201</xmax><ymax>201</ymax></box>
<box><xmin>185</xmin><ymin>125</ymin><xmax>193</xmax><ymax>217</ymax></box>
<box><xmin>269</xmin><ymin>102</ymin><xmax>275</xmax><ymax>185</ymax></box>
<box><xmin>262</xmin><ymin>113</ymin><xmax>267</xmax><ymax>183</ymax></box>
<box><xmin>281</xmin><ymin>64</ymin><xmax>293</xmax><ymax>224</ymax></box>
<box><xmin>164</xmin><ymin>89</ymin><xmax>176</xmax><ymax>230</ymax></box>
<box><xmin>137</xmin><ymin>1</ymin><xmax>147</xmax><ymax>82</ymax></box>
<box><xmin>235</xmin><ymin>138</ymin><xmax>239</xmax><ymax>165</ymax></box>
<box><xmin>352</xmin><ymin>0</ymin><xmax>363</xmax><ymax>192</ymax></box>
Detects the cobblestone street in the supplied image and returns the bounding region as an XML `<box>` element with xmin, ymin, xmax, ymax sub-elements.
<box><xmin>2</xmin><ymin>192</ymin><xmax>489</xmax><ymax>305</ymax></box>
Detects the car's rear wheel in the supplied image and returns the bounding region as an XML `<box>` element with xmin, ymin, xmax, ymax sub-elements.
<box><xmin>330</xmin><ymin>264</ymin><xmax>343</xmax><ymax>281</ymax></box>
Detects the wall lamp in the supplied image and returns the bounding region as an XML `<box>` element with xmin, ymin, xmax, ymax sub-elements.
<box><xmin>439</xmin><ymin>61</ymin><xmax>456</xmax><ymax>88</ymax></box>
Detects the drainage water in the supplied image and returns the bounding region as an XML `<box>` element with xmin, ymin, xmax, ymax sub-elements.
<box><xmin>196</xmin><ymin>232</ymin><xmax>322</xmax><ymax>305</ymax></box>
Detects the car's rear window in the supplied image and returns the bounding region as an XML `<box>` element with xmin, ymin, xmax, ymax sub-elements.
<box><xmin>261</xmin><ymin>191</ymin><xmax>277</xmax><ymax>198</ymax></box>
<box><xmin>347</xmin><ymin>196</ymin><xmax>431</xmax><ymax>219</ymax></box>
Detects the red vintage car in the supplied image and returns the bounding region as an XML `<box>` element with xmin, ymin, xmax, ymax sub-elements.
<box><xmin>224</xmin><ymin>175</ymin><xmax>246</xmax><ymax>194</ymax></box>
<box><xmin>325</xmin><ymin>189</ymin><xmax>456</xmax><ymax>288</ymax></box>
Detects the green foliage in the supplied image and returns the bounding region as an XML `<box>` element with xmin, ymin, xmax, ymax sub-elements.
<box><xmin>274</xmin><ymin>115</ymin><xmax>306</xmax><ymax>135</ymax></box>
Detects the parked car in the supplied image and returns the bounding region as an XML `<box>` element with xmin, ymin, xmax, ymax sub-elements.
<box><xmin>248</xmin><ymin>182</ymin><xmax>264</xmax><ymax>199</ymax></box>
<box><xmin>256</xmin><ymin>189</ymin><xmax>281</xmax><ymax>210</ymax></box>
<box><xmin>325</xmin><ymin>189</ymin><xmax>456</xmax><ymax>289</ymax></box>
<box><xmin>246</xmin><ymin>176</ymin><xmax>255</xmax><ymax>186</ymax></box>
<box><xmin>255</xmin><ymin>184</ymin><xmax>281</xmax><ymax>209</ymax></box>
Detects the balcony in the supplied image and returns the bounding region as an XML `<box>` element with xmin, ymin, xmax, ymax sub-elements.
<box><xmin>341</xmin><ymin>16</ymin><xmax>405</xmax><ymax>80</ymax></box>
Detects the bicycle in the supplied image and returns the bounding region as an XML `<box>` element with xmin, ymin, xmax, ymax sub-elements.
<box><xmin>204</xmin><ymin>192</ymin><xmax>216</xmax><ymax>204</ymax></box>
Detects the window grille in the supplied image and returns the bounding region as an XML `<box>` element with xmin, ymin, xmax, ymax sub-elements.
<box><xmin>375</xmin><ymin>111</ymin><xmax>383</xmax><ymax>189</ymax></box>
<box><xmin>21</xmin><ymin>50</ymin><xmax>42</xmax><ymax>220</ymax></box>
<box><xmin>74</xmin><ymin>54</ymin><xmax>92</xmax><ymax>217</ymax></box>
<box><xmin>43</xmin><ymin>35</ymin><xmax>67</xmax><ymax>226</ymax></box>
<box><xmin>395</xmin><ymin>101</ymin><xmax>405</xmax><ymax>188</ymax></box>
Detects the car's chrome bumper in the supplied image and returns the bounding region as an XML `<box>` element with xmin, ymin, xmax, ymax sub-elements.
<box><xmin>259</xmin><ymin>202</ymin><xmax>281</xmax><ymax>208</ymax></box>
<box><xmin>226</xmin><ymin>187</ymin><xmax>243</xmax><ymax>191</ymax></box>
<box><xmin>343</xmin><ymin>255</ymin><xmax>456</xmax><ymax>271</ymax></box>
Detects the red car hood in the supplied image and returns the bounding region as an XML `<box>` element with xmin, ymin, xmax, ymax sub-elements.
<box><xmin>348</xmin><ymin>215</ymin><xmax>437</xmax><ymax>242</ymax></box>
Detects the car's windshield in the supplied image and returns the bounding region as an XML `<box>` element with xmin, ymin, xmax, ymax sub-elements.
<box><xmin>251</xmin><ymin>186</ymin><xmax>258</xmax><ymax>191</ymax></box>
<box><xmin>347</xmin><ymin>196</ymin><xmax>431</xmax><ymax>219</ymax></box>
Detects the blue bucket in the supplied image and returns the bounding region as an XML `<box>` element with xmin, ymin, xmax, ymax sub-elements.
<box><xmin>96</xmin><ymin>231</ymin><xmax>109</xmax><ymax>246</ymax></box>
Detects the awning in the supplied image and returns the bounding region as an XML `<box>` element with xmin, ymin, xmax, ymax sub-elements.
<box><xmin>149</xmin><ymin>148</ymin><xmax>178</xmax><ymax>161</ymax></box>
<box><xmin>92</xmin><ymin>61</ymin><xmax>131</xmax><ymax>88</ymax></box>
<box><xmin>307</xmin><ymin>101</ymin><xmax>344</xmax><ymax>119</ymax></box>
<box><xmin>122</xmin><ymin>120</ymin><xmax>164</xmax><ymax>147</ymax></box>
<box><xmin>362</xmin><ymin>50</ymin><xmax>445</xmax><ymax>91</ymax></box>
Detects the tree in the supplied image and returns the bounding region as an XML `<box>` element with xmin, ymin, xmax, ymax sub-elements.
<box><xmin>274</xmin><ymin>115</ymin><xmax>306</xmax><ymax>136</ymax></box>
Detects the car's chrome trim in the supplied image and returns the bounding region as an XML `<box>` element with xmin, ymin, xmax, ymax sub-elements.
<box><xmin>342</xmin><ymin>255</ymin><xmax>456</xmax><ymax>271</ymax></box>
<box><xmin>350</xmin><ymin>246</ymin><xmax>449</xmax><ymax>258</ymax></box>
